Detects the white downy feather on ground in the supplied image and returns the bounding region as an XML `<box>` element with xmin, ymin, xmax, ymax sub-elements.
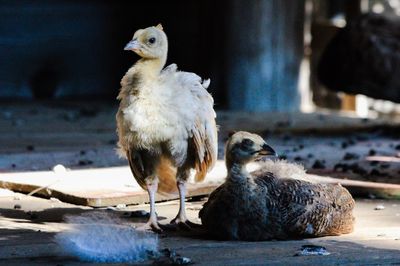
<box><xmin>55</xmin><ymin>212</ymin><xmax>158</xmax><ymax>263</ymax></box>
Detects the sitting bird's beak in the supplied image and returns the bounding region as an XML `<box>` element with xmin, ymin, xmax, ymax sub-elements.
<box><xmin>124</xmin><ymin>39</ymin><xmax>140</xmax><ymax>51</ymax></box>
<box><xmin>258</xmin><ymin>143</ymin><xmax>278</xmax><ymax>157</ymax></box>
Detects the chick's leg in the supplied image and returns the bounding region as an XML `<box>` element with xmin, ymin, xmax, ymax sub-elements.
<box><xmin>137</xmin><ymin>180</ymin><xmax>162</xmax><ymax>233</ymax></box>
<box><xmin>170</xmin><ymin>179</ymin><xmax>200</xmax><ymax>230</ymax></box>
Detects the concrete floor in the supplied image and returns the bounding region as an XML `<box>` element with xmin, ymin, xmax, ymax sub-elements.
<box><xmin>1</xmin><ymin>188</ymin><xmax>399</xmax><ymax>266</ymax></box>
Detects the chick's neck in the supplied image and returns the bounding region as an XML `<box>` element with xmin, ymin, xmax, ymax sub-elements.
<box><xmin>136</xmin><ymin>54</ymin><xmax>167</xmax><ymax>78</ymax></box>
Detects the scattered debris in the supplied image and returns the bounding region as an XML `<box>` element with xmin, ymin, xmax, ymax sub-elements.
<box><xmin>53</xmin><ymin>164</ymin><xmax>67</xmax><ymax>174</ymax></box>
<box><xmin>312</xmin><ymin>160</ymin><xmax>325</xmax><ymax>169</ymax></box>
<box><xmin>334</xmin><ymin>163</ymin><xmax>349</xmax><ymax>172</ymax></box>
<box><xmin>116</xmin><ymin>204</ymin><xmax>127</xmax><ymax>209</ymax></box>
<box><xmin>348</xmin><ymin>163</ymin><xmax>367</xmax><ymax>175</ymax></box>
<box><xmin>123</xmin><ymin>210</ymin><xmax>150</xmax><ymax>218</ymax></box>
<box><xmin>294</xmin><ymin>245</ymin><xmax>330</xmax><ymax>256</ymax></box>
<box><xmin>78</xmin><ymin>159</ymin><xmax>93</xmax><ymax>166</ymax></box>
<box><xmin>374</xmin><ymin>205</ymin><xmax>385</xmax><ymax>210</ymax></box>
<box><xmin>368</xmin><ymin>149</ymin><xmax>376</xmax><ymax>156</ymax></box>
<box><xmin>343</xmin><ymin>153</ymin><xmax>359</xmax><ymax>161</ymax></box>
<box><xmin>154</xmin><ymin>248</ymin><xmax>193</xmax><ymax>265</ymax></box>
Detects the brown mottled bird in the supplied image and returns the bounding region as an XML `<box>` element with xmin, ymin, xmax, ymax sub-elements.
<box><xmin>116</xmin><ymin>24</ymin><xmax>217</xmax><ymax>232</ymax></box>
<box><xmin>199</xmin><ymin>131</ymin><xmax>355</xmax><ymax>240</ymax></box>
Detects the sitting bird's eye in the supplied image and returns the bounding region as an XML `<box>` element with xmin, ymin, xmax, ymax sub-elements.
<box><xmin>241</xmin><ymin>139</ymin><xmax>254</xmax><ymax>147</ymax></box>
<box><xmin>148</xmin><ymin>37</ymin><xmax>156</xmax><ymax>44</ymax></box>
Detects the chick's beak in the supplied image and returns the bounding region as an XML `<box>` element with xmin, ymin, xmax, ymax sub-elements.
<box><xmin>258</xmin><ymin>143</ymin><xmax>278</xmax><ymax>157</ymax></box>
<box><xmin>124</xmin><ymin>39</ymin><xmax>140</xmax><ymax>51</ymax></box>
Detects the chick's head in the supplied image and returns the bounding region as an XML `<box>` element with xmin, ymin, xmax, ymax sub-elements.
<box><xmin>225</xmin><ymin>131</ymin><xmax>277</xmax><ymax>165</ymax></box>
<box><xmin>124</xmin><ymin>24</ymin><xmax>167</xmax><ymax>59</ymax></box>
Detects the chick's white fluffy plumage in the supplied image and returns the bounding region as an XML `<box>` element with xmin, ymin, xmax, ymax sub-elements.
<box><xmin>118</xmin><ymin>64</ymin><xmax>215</xmax><ymax>167</ymax></box>
<box><xmin>116</xmin><ymin>24</ymin><xmax>217</xmax><ymax>231</ymax></box>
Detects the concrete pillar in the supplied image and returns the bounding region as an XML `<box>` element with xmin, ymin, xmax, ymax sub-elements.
<box><xmin>226</xmin><ymin>0</ymin><xmax>305</xmax><ymax>112</ymax></box>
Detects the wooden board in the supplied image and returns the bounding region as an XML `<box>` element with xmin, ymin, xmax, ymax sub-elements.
<box><xmin>1</xmin><ymin>161</ymin><xmax>400</xmax><ymax>207</ymax></box>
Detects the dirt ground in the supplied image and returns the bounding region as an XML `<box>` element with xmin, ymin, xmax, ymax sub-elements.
<box><xmin>0</xmin><ymin>188</ymin><xmax>399</xmax><ymax>266</ymax></box>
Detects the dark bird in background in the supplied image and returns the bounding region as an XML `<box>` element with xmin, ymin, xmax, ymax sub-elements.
<box><xmin>199</xmin><ymin>131</ymin><xmax>355</xmax><ymax>241</ymax></box>
<box><xmin>116</xmin><ymin>24</ymin><xmax>217</xmax><ymax>232</ymax></box>
<box><xmin>318</xmin><ymin>13</ymin><xmax>400</xmax><ymax>103</ymax></box>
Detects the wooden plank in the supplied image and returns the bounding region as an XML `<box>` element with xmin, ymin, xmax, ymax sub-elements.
<box><xmin>1</xmin><ymin>161</ymin><xmax>400</xmax><ymax>207</ymax></box>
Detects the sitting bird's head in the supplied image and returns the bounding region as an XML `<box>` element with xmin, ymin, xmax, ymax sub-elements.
<box><xmin>225</xmin><ymin>131</ymin><xmax>277</xmax><ymax>168</ymax></box>
<box><xmin>124</xmin><ymin>24</ymin><xmax>168</xmax><ymax>60</ymax></box>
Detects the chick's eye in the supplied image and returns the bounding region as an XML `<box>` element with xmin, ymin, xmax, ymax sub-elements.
<box><xmin>148</xmin><ymin>37</ymin><xmax>156</xmax><ymax>44</ymax></box>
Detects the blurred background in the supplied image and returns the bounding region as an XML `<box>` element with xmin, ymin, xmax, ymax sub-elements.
<box><xmin>1</xmin><ymin>0</ymin><xmax>399</xmax><ymax>115</ymax></box>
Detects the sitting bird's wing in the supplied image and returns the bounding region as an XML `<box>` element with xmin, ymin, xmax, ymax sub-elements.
<box><xmin>162</xmin><ymin>64</ymin><xmax>218</xmax><ymax>182</ymax></box>
<box><xmin>259</xmin><ymin>175</ymin><xmax>355</xmax><ymax>236</ymax></box>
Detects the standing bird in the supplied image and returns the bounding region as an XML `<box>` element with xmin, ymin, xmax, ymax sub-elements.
<box><xmin>199</xmin><ymin>131</ymin><xmax>355</xmax><ymax>241</ymax></box>
<box><xmin>116</xmin><ymin>24</ymin><xmax>217</xmax><ymax>232</ymax></box>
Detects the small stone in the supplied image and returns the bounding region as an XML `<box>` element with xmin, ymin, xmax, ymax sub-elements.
<box><xmin>11</xmin><ymin>163</ymin><xmax>16</xmax><ymax>168</ymax></box>
<box><xmin>126</xmin><ymin>210</ymin><xmax>149</xmax><ymax>218</ymax></box>
<box><xmin>374</xmin><ymin>205</ymin><xmax>385</xmax><ymax>210</ymax></box>
<box><xmin>368</xmin><ymin>149</ymin><xmax>376</xmax><ymax>156</ymax></box>
<box><xmin>334</xmin><ymin>163</ymin><xmax>349</xmax><ymax>172</ymax></box>
<box><xmin>348</xmin><ymin>163</ymin><xmax>367</xmax><ymax>175</ymax></box>
<box><xmin>52</xmin><ymin>164</ymin><xmax>67</xmax><ymax>173</ymax></box>
<box><xmin>343</xmin><ymin>153</ymin><xmax>359</xmax><ymax>161</ymax></box>
<box><xmin>78</xmin><ymin>159</ymin><xmax>93</xmax><ymax>166</ymax></box>
<box><xmin>312</xmin><ymin>160</ymin><xmax>325</xmax><ymax>169</ymax></box>
<box><xmin>174</xmin><ymin>257</ymin><xmax>192</xmax><ymax>265</ymax></box>
<box><xmin>116</xmin><ymin>204</ymin><xmax>126</xmax><ymax>209</ymax></box>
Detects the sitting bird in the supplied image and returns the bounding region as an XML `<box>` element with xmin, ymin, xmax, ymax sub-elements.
<box><xmin>199</xmin><ymin>131</ymin><xmax>355</xmax><ymax>241</ymax></box>
<box><xmin>116</xmin><ymin>24</ymin><xmax>217</xmax><ymax>232</ymax></box>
